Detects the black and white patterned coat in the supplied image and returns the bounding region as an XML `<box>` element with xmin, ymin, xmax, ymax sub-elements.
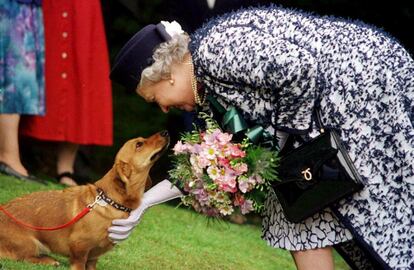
<box><xmin>189</xmin><ymin>5</ymin><xmax>414</xmax><ymax>270</ymax></box>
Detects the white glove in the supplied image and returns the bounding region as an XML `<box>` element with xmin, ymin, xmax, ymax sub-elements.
<box><xmin>108</xmin><ymin>179</ymin><xmax>183</xmax><ymax>243</ymax></box>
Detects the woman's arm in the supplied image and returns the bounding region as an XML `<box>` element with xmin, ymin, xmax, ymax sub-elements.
<box><xmin>108</xmin><ymin>180</ymin><xmax>183</xmax><ymax>243</ymax></box>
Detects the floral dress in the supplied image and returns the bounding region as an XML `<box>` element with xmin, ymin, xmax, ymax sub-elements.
<box><xmin>0</xmin><ymin>0</ymin><xmax>44</xmax><ymax>115</ymax></box>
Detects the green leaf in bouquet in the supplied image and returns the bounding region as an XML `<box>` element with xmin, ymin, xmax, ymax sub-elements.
<box><xmin>181</xmin><ymin>195</ymin><xmax>195</xmax><ymax>207</ymax></box>
<box><xmin>169</xmin><ymin>154</ymin><xmax>194</xmax><ymax>188</ymax></box>
<box><xmin>198</xmin><ymin>112</ymin><xmax>220</xmax><ymax>131</ymax></box>
<box><xmin>202</xmin><ymin>173</ymin><xmax>215</xmax><ymax>186</ymax></box>
<box><xmin>181</xmin><ymin>128</ymin><xmax>201</xmax><ymax>144</ymax></box>
<box><xmin>229</xmin><ymin>157</ymin><xmax>244</xmax><ymax>167</ymax></box>
<box><xmin>246</xmin><ymin>188</ymin><xmax>269</xmax><ymax>214</ymax></box>
<box><xmin>245</xmin><ymin>146</ymin><xmax>280</xmax><ymax>183</ymax></box>
<box><xmin>240</xmin><ymin>137</ymin><xmax>253</xmax><ymax>149</ymax></box>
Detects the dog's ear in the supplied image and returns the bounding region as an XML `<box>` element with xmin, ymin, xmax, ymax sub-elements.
<box><xmin>145</xmin><ymin>175</ymin><xmax>152</xmax><ymax>191</ymax></box>
<box><xmin>115</xmin><ymin>160</ymin><xmax>132</xmax><ymax>184</ymax></box>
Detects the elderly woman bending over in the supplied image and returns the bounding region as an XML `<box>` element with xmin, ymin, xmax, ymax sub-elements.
<box><xmin>109</xmin><ymin>5</ymin><xmax>414</xmax><ymax>270</ymax></box>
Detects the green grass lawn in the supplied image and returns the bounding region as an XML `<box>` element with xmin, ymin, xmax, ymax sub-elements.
<box><xmin>0</xmin><ymin>176</ymin><xmax>350</xmax><ymax>270</ymax></box>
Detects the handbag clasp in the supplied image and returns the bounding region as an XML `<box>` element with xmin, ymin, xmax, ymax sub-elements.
<box><xmin>301</xmin><ymin>168</ymin><xmax>312</xmax><ymax>181</ymax></box>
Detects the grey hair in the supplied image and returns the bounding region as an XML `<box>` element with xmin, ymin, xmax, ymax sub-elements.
<box><xmin>139</xmin><ymin>33</ymin><xmax>190</xmax><ymax>88</ymax></box>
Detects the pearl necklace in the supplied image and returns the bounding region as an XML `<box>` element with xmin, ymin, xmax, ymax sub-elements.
<box><xmin>187</xmin><ymin>57</ymin><xmax>205</xmax><ymax>106</ymax></box>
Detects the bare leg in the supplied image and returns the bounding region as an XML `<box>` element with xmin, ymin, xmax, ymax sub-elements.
<box><xmin>0</xmin><ymin>114</ymin><xmax>28</xmax><ymax>176</ymax></box>
<box><xmin>291</xmin><ymin>246</ymin><xmax>335</xmax><ymax>270</ymax></box>
<box><xmin>57</xmin><ymin>142</ymin><xmax>79</xmax><ymax>186</ymax></box>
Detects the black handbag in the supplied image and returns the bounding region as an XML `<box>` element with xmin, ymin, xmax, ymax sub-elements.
<box><xmin>272</xmin><ymin>110</ymin><xmax>364</xmax><ymax>223</ymax></box>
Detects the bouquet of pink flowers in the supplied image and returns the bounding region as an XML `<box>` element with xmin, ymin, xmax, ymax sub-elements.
<box><xmin>169</xmin><ymin>113</ymin><xmax>279</xmax><ymax>217</ymax></box>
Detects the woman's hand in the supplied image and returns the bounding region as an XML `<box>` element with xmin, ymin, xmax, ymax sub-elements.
<box><xmin>108</xmin><ymin>179</ymin><xmax>183</xmax><ymax>243</ymax></box>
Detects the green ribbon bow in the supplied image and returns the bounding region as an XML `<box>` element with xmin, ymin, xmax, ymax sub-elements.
<box><xmin>207</xmin><ymin>96</ymin><xmax>276</xmax><ymax>148</ymax></box>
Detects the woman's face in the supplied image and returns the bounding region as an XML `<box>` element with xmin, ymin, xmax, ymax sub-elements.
<box><xmin>137</xmin><ymin>56</ymin><xmax>195</xmax><ymax>113</ymax></box>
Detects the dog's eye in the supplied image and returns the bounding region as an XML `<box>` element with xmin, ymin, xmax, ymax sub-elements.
<box><xmin>136</xmin><ymin>142</ymin><xmax>144</xmax><ymax>149</ymax></box>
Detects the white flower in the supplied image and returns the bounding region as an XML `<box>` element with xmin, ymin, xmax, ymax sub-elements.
<box><xmin>219</xmin><ymin>204</ymin><xmax>234</xmax><ymax>216</ymax></box>
<box><xmin>160</xmin><ymin>21</ymin><xmax>184</xmax><ymax>38</ymax></box>
<box><xmin>207</xmin><ymin>166</ymin><xmax>220</xmax><ymax>180</ymax></box>
<box><xmin>190</xmin><ymin>155</ymin><xmax>203</xmax><ymax>177</ymax></box>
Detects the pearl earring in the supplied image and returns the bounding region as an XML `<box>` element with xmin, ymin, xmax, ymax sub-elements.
<box><xmin>169</xmin><ymin>79</ymin><xmax>175</xmax><ymax>85</ymax></box>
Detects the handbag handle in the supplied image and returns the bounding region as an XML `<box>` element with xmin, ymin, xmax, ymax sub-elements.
<box><xmin>279</xmin><ymin>109</ymin><xmax>325</xmax><ymax>155</ymax></box>
<box><xmin>314</xmin><ymin>109</ymin><xmax>325</xmax><ymax>134</ymax></box>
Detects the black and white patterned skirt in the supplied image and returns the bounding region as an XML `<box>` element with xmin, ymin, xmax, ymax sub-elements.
<box><xmin>261</xmin><ymin>190</ymin><xmax>353</xmax><ymax>251</ymax></box>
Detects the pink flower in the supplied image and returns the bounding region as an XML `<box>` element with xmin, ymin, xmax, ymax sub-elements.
<box><xmin>254</xmin><ymin>174</ymin><xmax>264</xmax><ymax>184</ymax></box>
<box><xmin>220</xmin><ymin>144</ymin><xmax>231</xmax><ymax>157</ymax></box>
<box><xmin>217</xmin><ymin>178</ymin><xmax>237</xmax><ymax>193</ymax></box>
<box><xmin>193</xmin><ymin>188</ymin><xmax>210</xmax><ymax>206</ymax></box>
<box><xmin>238</xmin><ymin>180</ymin><xmax>249</xmax><ymax>193</ymax></box>
<box><xmin>190</xmin><ymin>144</ymin><xmax>202</xmax><ymax>154</ymax></box>
<box><xmin>217</xmin><ymin>157</ymin><xmax>230</xmax><ymax>167</ymax></box>
<box><xmin>233</xmin><ymin>193</ymin><xmax>246</xmax><ymax>206</ymax></box>
<box><xmin>223</xmin><ymin>167</ymin><xmax>237</xmax><ymax>183</ymax></box>
<box><xmin>247</xmin><ymin>175</ymin><xmax>258</xmax><ymax>185</ymax></box>
<box><xmin>201</xmin><ymin>143</ymin><xmax>218</xmax><ymax>160</ymax></box>
<box><xmin>173</xmin><ymin>141</ymin><xmax>187</xmax><ymax>154</ymax></box>
<box><xmin>197</xmin><ymin>156</ymin><xmax>210</xmax><ymax>168</ymax></box>
<box><xmin>218</xmin><ymin>167</ymin><xmax>227</xmax><ymax>177</ymax></box>
<box><xmin>203</xmin><ymin>129</ymin><xmax>221</xmax><ymax>145</ymax></box>
<box><xmin>229</xmin><ymin>145</ymin><xmax>246</xmax><ymax>158</ymax></box>
<box><xmin>240</xmin><ymin>199</ymin><xmax>254</xmax><ymax>215</ymax></box>
<box><xmin>232</xmin><ymin>162</ymin><xmax>248</xmax><ymax>175</ymax></box>
<box><xmin>226</xmin><ymin>178</ymin><xmax>237</xmax><ymax>189</ymax></box>
<box><xmin>217</xmin><ymin>132</ymin><xmax>233</xmax><ymax>145</ymax></box>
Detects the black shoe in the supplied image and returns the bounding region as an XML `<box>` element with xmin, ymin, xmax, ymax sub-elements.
<box><xmin>57</xmin><ymin>172</ymin><xmax>80</xmax><ymax>186</ymax></box>
<box><xmin>0</xmin><ymin>161</ymin><xmax>47</xmax><ymax>185</ymax></box>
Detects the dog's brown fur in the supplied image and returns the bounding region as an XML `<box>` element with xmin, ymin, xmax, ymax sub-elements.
<box><xmin>0</xmin><ymin>132</ymin><xmax>169</xmax><ymax>270</ymax></box>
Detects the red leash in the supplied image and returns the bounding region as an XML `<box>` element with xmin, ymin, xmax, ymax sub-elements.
<box><xmin>0</xmin><ymin>205</ymin><xmax>94</xmax><ymax>231</ymax></box>
<box><xmin>0</xmin><ymin>189</ymin><xmax>131</xmax><ymax>231</ymax></box>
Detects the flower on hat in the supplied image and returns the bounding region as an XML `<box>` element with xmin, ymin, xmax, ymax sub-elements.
<box><xmin>160</xmin><ymin>21</ymin><xmax>184</xmax><ymax>38</ymax></box>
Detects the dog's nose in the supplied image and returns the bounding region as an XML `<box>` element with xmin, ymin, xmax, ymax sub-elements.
<box><xmin>160</xmin><ymin>130</ymin><xmax>169</xmax><ymax>137</ymax></box>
